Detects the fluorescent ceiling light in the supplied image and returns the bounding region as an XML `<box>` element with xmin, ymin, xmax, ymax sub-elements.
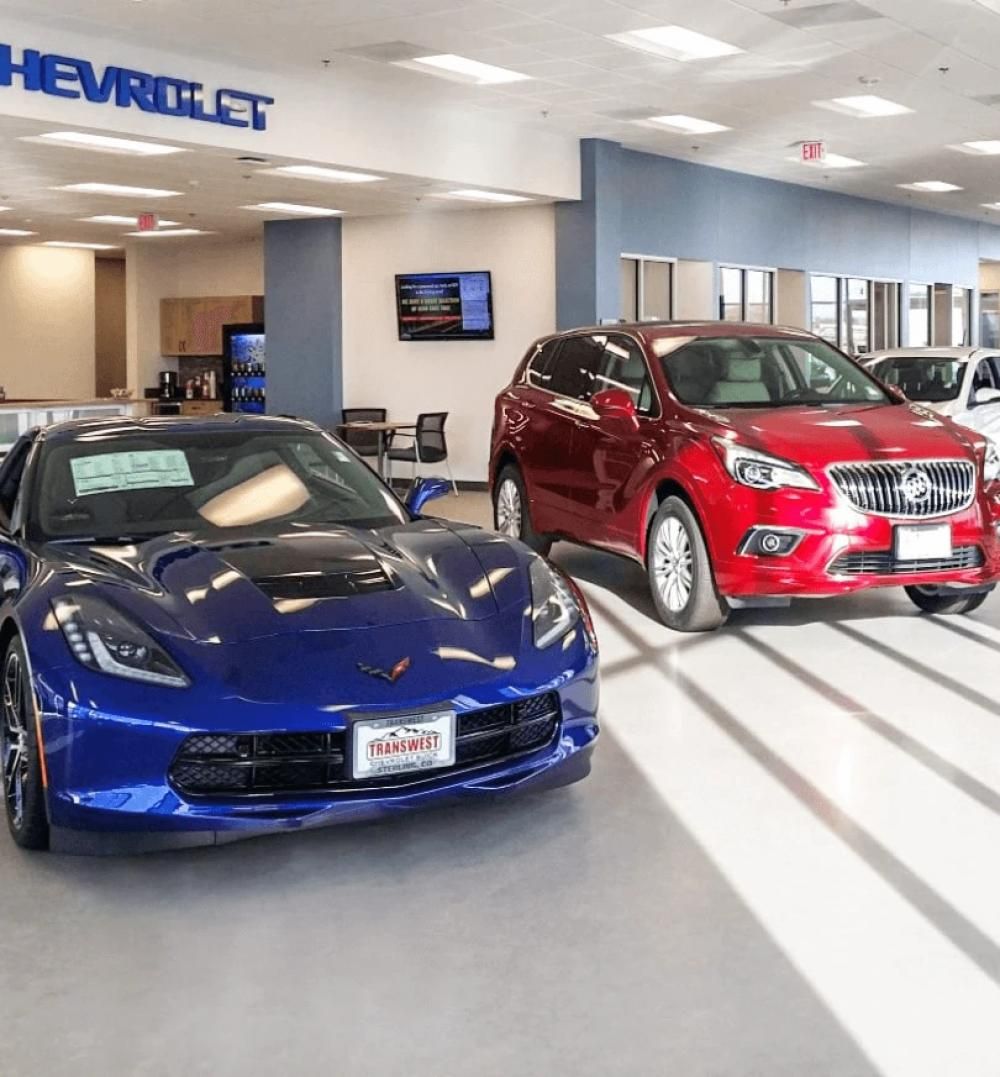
<box><xmin>645</xmin><ymin>114</ymin><xmax>730</xmax><ymax>134</ymax></box>
<box><xmin>81</xmin><ymin>215</ymin><xmax>181</xmax><ymax>227</ymax></box>
<box><xmin>816</xmin><ymin>95</ymin><xmax>913</xmax><ymax>118</ymax></box>
<box><xmin>271</xmin><ymin>165</ymin><xmax>384</xmax><ymax>183</ymax></box>
<box><xmin>953</xmin><ymin>140</ymin><xmax>1000</xmax><ymax>155</ymax></box>
<box><xmin>395</xmin><ymin>54</ymin><xmax>530</xmax><ymax>85</ymax></box>
<box><xmin>983</xmin><ymin>202</ymin><xmax>1000</xmax><ymax>211</ymax></box>
<box><xmin>42</xmin><ymin>241</ymin><xmax>118</xmax><ymax>250</ymax></box>
<box><xmin>787</xmin><ymin>152</ymin><xmax>866</xmax><ymax>169</ymax></box>
<box><xmin>0</xmin><ymin>206</ymin><xmax>10</xmax><ymax>213</ymax></box>
<box><xmin>440</xmin><ymin>189</ymin><xmax>531</xmax><ymax>204</ymax></box>
<box><xmin>31</xmin><ymin>131</ymin><xmax>184</xmax><ymax>156</ymax></box>
<box><xmin>606</xmin><ymin>26</ymin><xmax>743</xmax><ymax>62</ymax></box>
<box><xmin>0</xmin><ymin>228</ymin><xmax>36</xmax><ymax>237</ymax></box>
<box><xmin>244</xmin><ymin>202</ymin><xmax>342</xmax><ymax>217</ymax></box>
<box><xmin>124</xmin><ymin>228</ymin><xmax>210</xmax><ymax>239</ymax></box>
<box><xmin>56</xmin><ymin>182</ymin><xmax>181</xmax><ymax>198</ymax></box>
<box><xmin>898</xmin><ymin>180</ymin><xmax>963</xmax><ymax>192</ymax></box>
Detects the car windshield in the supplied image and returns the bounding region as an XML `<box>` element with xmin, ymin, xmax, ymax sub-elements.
<box><xmin>29</xmin><ymin>428</ymin><xmax>409</xmax><ymax>542</ymax></box>
<box><xmin>868</xmin><ymin>357</ymin><xmax>966</xmax><ymax>402</ymax></box>
<box><xmin>659</xmin><ymin>336</ymin><xmax>890</xmax><ymax>409</ymax></box>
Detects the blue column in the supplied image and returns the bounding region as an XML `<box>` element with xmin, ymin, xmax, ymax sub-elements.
<box><xmin>264</xmin><ymin>217</ymin><xmax>343</xmax><ymax>426</ymax></box>
<box><xmin>555</xmin><ymin>139</ymin><xmax>623</xmax><ymax>329</ymax></box>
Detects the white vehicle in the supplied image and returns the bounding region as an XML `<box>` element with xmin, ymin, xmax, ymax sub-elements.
<box><xmin>860</xmin><ymin>347</ymin><xmax>1000</xmax><ymax>439</ymax></box>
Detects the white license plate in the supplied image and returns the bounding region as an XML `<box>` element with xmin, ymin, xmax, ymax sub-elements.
<box><xmin>894</xmin><ymin>523</ymin><xmax>953</xmax><ymax>561</ymax></box>
<box><xmin>352</xmin><ymin>710</ymin><xmax>456</xmax><ymax>780</ymax></box>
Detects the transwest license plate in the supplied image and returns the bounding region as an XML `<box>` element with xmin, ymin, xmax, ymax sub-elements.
<box><xmin>352</xmin><ymin>711</ymin><xmax>456</xmax><ymax>780</ymax></box>
<box><xmin>894</xmin><ymin>523</ymin><xmax>953</xmax><ymax>561</ymax></box>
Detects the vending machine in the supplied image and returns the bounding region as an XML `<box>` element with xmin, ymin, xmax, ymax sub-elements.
<box><xmin>222</xmin><ymin>324</ymin><xmax>267</xmax><ymax>414</ymax></box>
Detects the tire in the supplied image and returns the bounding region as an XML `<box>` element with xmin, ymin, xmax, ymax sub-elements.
<box><xmin>905</xmin><ymin>584</ymin><xmax>994</xmax><ymax>616</ymax></box>
<box><xmin>647</xmin><ymin>497</ymin><xmax>729</xmax><ymax>632</ymax></box>
<box><xmin>493</xmin><ymin>464</ymin><xmax>552</xmax><ymax>557</ymax></box>
<box><xmin>1</xmin><ymin>635</ymin><xmax>49</xmax><ymax>850</ymax></box>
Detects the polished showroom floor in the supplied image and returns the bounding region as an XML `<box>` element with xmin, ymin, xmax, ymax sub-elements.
<box><xmin>4</xmin><ymin>491</ymin><xmax>1000</xmax><ymax>1075</ymax></box>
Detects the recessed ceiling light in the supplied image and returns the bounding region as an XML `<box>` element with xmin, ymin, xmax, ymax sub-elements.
<box><xmin>0</xmin><ymin>228</ymin><xmax>36</xmax><ymax>237</ymax></box>
<box><xmin>393</xmin><ymin>54</ymin><xmax>530</xmax><ymax>85</ymax></box>
<box><xmin>81</xmin><ymin>215</ymin><xmax>182</xmax><ymax>227</ymax></box>
<box><xmin>787</xmin><ymin>152</ymin><xmax>867</xmax><ymax>169</ymax></box>
<box><xmin>606</xmin><ymin>26</ymin><xmax>743</xmax><ymax>62</ymax></box>
<box><xmin>42</xmin><ymin>241</ymin><xmax>118</xmax><ymax>250</ymax></box>
<box><xmin>29</xmin><ymin>131</ymin><xmax>185</xmax><ymax>156</ymax></box>
<box><xmin>898</xmin><ymin>180</ymin><xmax>963</xmax><ymax>192</ymax></box>
<box><xmin>244</xmin><ymin>202</ymin><xmax>343</xmax><ymax>217</ymax></box>
<box><xmin>56</xmin><ymin>183</ymin><xmax>181</xmax><ymax>198</ymax></box>
<box><xmin>952</xmin><ymin>140</ymin><xmax>1000</xmax><ymax>155</ymax></box>
<box><xmin>269</xmin><ymin>165</ymin><xmax>384</xmax><ymax>183</ymax></box>
<box><xmin>439</xmin><ymin>189</ymin><xmax>532</xmax><ymax>203</ymax></box>
<box><xmin>815</xmin><ymin>95</ymin><xmax>913</xmax><ymax>118</ymax></box>
<box><xmin>645</xmin><ymin>114</ymin><xmax>731</xmax><ymax>135</ymax></box>
<box><xmin>125</xmin><ymin>228</ymin><xmax>211</xmax><ymax>237</ymax></box>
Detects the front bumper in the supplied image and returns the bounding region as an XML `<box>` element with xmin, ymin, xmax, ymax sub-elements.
<box><xmin>709</xmin><ymin>483</ymin><xmax>1000</xmax><ymax>599</ymax></box>
<box><xmin>34</xmin><ymin>644</ymin><xmax>599</xmax><ymax>855</ymax></box>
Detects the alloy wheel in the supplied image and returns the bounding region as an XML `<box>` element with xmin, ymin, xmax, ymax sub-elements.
<box><xmin>653</xmin><ymin>516</ymin><xmax>694</xmax><ymax>613</ymax></box>
<box><xmin>496</xmin><ymin>478</ymin><xmax>523</xmax><ymax>539</ymax></box>
<box><xmin>1</xmin><ymin>650</ymin><xmax>29</xmax><ymax>830</ymax></box>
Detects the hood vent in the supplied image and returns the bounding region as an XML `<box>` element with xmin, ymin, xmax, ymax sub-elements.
<box><xmin>768</xmin><ymin>1</ymin><xmax>882</xmax><ymax>27</ymax></box>
<box><xmin>254</xmin><ymin>567</ymin><xmax>394</xmax><ymax>601</ymax></box>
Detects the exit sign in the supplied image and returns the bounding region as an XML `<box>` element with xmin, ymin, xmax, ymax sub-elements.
<box><xmin>801</xmin><ymin>140</ymin><xmax>826</xmax><ymax>163</ymax></box>
<box><xmin>137</xmin><ymin>212</ymin><xmax>159</xmax><ymax>232</ymax></box>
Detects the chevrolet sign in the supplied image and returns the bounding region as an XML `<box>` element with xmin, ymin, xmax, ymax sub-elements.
<box><xmin>0</xmin><ymin>43</ymin><xmax>274</xmax><ymax>131</ymax></box>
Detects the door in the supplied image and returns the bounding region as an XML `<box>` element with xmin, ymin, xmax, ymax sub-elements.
<box><xmin>571</xmin><ymin>334</ymin><xmax>659</xmax><ymax>553</ymax></box>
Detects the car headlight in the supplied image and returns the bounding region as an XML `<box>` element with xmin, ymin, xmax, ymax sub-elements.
<box><xmin>985</xmin><ymin>439</ymin><xmax>1000</xmax><ymax>484</ymax></box>
<box><xmin>529</xmin><ymin>558</ymin><xmax>580</xmax><ymax>649</ymax></box>
<box><xmin>52</xmin><ymin>594</ymin><xmax>189</xmax><ymax>688</ymax></box>
<box><xmin>712</xmin><ymin>438</ymin><xmax>820</xmax><ymax>492</ymax></box>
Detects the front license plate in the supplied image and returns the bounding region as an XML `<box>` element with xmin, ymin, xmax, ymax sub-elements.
<box><xmin>894</xmin><ymin>523</ymin><xmax>953</xmax><ymax>561</ymax></box>
<box><xmin>352</xmin><ymin>710</ymin><xmax>456</xmax><ymax>780</ymax></box>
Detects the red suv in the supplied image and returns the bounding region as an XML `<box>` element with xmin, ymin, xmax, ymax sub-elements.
<box><xmin>490</xmin><ymin>322</ymin><xmax>1000</xmax><ymax>631</ymax></box>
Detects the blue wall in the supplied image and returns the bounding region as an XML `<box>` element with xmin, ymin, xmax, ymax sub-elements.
<box><xmin>264</xmin><ymin>217</ymin><xmax>343</xmax><ymax>426</ymax></box>
<box><xmin>557</xmin><ymin>139</ymin><xmax>1000</xmax><ymax>329</ymax></box>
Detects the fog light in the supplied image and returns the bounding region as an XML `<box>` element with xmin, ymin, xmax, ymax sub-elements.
<box><xmin>738</xmin><ymin>528</ymin><xmax>805</xmax><ymax>558</ymax></box>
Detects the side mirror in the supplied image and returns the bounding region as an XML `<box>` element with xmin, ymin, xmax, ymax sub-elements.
<box><xmin>405</xmin><ymin>476</ymin><xmax>452</xmax><ymax>515</ymax></box>
<box><xmin>974</xmin><ymin>387</ymin><xmax>1000</xmax><ymax>406</ymax></box>
<box><xmin>592</xmin><ymin>388</ymin><xmax>638</xmax><ymax>422</ymax></box>
<box><xmin>885</xmin><ymin>384</ymin><xmax>908</xmax><ymax>404</ymax></box>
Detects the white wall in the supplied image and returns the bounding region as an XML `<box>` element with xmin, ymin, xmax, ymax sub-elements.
<box><xmin>342</xmin><ymin>206</ymin><xmax>557</xmax><ymax>482</ymax></box>
<box><xmin>126</xmin><ymin>238</ymin><xmax>264</xmax><ymax>391</ymax></box>
<box><xmin>0</xmin><ymin>247</ymin><xmax>96</xmax><ymax>400</ymax></box>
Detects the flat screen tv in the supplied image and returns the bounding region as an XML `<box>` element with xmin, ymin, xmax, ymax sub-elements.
<box><xmin>395</xmin><ymin>271</ymin><xmax>494</xmax><ymax>341</ymax></box>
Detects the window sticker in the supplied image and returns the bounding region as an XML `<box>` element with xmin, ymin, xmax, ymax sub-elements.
<box><xmin>70</xmin><ymin>450</ymin><xmax>195</xmax><ymax>497</ymax></box>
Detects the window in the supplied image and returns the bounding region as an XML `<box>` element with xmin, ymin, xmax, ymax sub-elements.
<box><xmin>908</xmin><ymin>285</ymin><xmax>932</xmax><ymax>347</ymax></box>
<box><xmin>621</xmin><ymin>256</ymin><xmax>673</xmax><ymax>321</ymax></box>
<box><xmin>596</xmin><ymin>335</ymin><xmax>657</xmax><ymax>415</ymax></box>
<box><xmin>719</xmin><ymin>266</ymin><xmax>774</xmax><ymax>324</ymax></box>
<box><xmin>810</xmin><ymin>276</ymin><xmax>840</xmax><ymax>344</ymax></box>
<box><xmin>952</xmin><ymin>287</ymin><xmax>972</xmax><ymax>347</ymax></box>
<box><xmin>810</xmin><ymin>275</ymin><xmax>875</xmax><ymax>353</ymax></box>
<box><xmin>844</xmin><ymin>279</ymin><xmax>870</xmax><ymax>355</ymax></box>
<box><xmin>870</xmin><ymin>357</ymin><xmax>966</xmax><ymax>403</ymax></box>
<box><xmin>549</xmin><ymin>334</ymin><xmax>604</xmax><ymax>401</ymax></box>
<box><xmin>525</xmin><ymin>339</ymin><xmax>561</xmax><ymax>390</ymax></box>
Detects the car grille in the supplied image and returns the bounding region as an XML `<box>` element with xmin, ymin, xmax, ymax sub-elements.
<box><xmin>169</xmin><ymin>692</ymin><xmax>562</xmax><ymax>797</ymax></box>
<box><xmin>828</xmin><ymin>460</ymin><xmax>976</xmax><ymax>519</ymax></box>
<box><xmin>829</xmin><ymin>546</ymin><xmax>984</xmax><ymax>576</ymax></box>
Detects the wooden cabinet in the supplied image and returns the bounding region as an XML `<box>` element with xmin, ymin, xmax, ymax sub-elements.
<box><xmin>180</xmin><ymin>400</ymin><xmax>222</xmax><ymax>417</ymax></box>
<box><xmin>160</xmin><ymin>295</ymin><xmax>264</xmax><ymax>356</ymax></box>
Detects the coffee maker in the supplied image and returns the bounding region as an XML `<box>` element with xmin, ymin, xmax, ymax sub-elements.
<box><xmin>159</xmin><ymin>371</ymin><xmax>178</xmax><ymax>400</ymax></box>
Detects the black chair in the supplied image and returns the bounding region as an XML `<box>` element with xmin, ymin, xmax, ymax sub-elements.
<box><xmin>386</xmin><ymin>412</ymin><xmax>457</xmax><ymax>495</ymax></box>
<box><xmin>340</xmin><ymin>408</ymin><xmax>386</xmax><ymax>462</ymax></box>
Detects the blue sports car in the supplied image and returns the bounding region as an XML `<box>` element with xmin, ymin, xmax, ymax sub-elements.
<box><xmin>0</xmin><ymin>415</ymin><xmax>599</xmax><ymax>853</ymax></box>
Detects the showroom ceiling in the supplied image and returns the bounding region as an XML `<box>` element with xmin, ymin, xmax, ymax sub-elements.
<box><xmin>7</xmin><ymin>0</ymin><xmax>1000</xmax><ymax>242</ymax></box>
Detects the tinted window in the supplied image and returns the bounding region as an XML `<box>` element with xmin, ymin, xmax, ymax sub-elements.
<box><xmin>0</xmin><ymin>437</ymin><xmax>31</xmax><ymax>527</ymax></box>
<box><xmin>660</xmin><ymin>336</ymin><xmax>889</xmax><ymax>408</ymax></box>
<box><xmin>870</xmin><ymin>357</ymin><xmax>966</xmax><ymax>403</ymax></box>
<box><xmin>525</xmin><ymin>339</ymin><xmax>561</xmax><ymax>390</ymax></box>
<box><xmin>596</xmin><ymin>335</ymin><xmax>657</xmax><ymax>415</ymax></box>
<box><xmin>549</xmin><ymin>335</ymin><xmax>604</xmax><ymax>401</ymax></box>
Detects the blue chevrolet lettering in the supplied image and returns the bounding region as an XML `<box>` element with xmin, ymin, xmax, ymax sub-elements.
<box><xmin>0</xmin><ymin>415</ymin><xmax>599</xmax><ymax>853</ymax></box>
<box><xmin>0</xmin><ymin>43</ymin><xmax>273</xmax><ymax>129</ymax></box>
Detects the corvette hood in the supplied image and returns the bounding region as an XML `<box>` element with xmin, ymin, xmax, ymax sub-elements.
<box><xmin>41</xmin><ymin>519</ymin><xmax>531</xmax><ymax>643</ymax></box>
<box><xmin>701</xmin><ymin>401</ymin><xmax>982</xmax><ymax>468</ymax></box>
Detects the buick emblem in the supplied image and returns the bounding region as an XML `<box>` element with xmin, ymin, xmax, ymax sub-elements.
<box><xmin>900</xmin><ymin>468</ymin><xmax>932</xmax><ymax>504</ymax></box>
<box><xmin>358</xmin><ymin>657</ymin><xmax>411</xmax><ymax>683</ymax></box>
